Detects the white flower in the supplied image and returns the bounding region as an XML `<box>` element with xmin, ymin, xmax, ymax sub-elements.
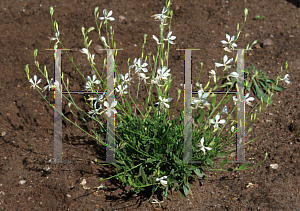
<box><xmin>157</xmin><ymin>66</ymin><xmax>171</xmax><ymax>80</ymax></box>
<box><xmin>152</xmin><ymin>35</ymin><xmax>162</xmax><ymax>45</ymax></box>
<box><xmin>284</xmin><ymin>74</ymin><xmax>290</xmax><ymax>84</ymax></box>
<box><xmin>89</xmin><ymin>103</ymin><xmax>102</xmax><ymax>119</ymax></box>
<box><xmin>99</xmin><ymin>9</ymin><xmax>115</xmax><ymax>23</ymax></box>
<box><xmin>164</xmin><ymin>31</ymin><xmax>176</xmax><ymax>45</ymax></box>
<box><xmin>84</xmin><ymin>81</ymin><xmax>93</xmax><ymax>90</ymax></box>
<box><xmin>149</xmin><ymin>76</ymin><xmax>163</xmax><ymax>87</ymax></box>
<box><xmin>231</xmin><ymin>126</ymin><xmax>235</xmax><ymax>133</ymax></box>
<box><xmin>130</xmin><ymin>58</ymin><xmax>148</xmax><ymax>73</ymax></box>
<box><xmin>80</xmin><ymin>48</ymin><xmax>95</xmax><ymax>65</ymax></box>
<box><xmin>196</xmin><ymin>83</ymin><xmax>203</xmax><ymax>90</ymax></box>
<box><xmin>221</xmin><ymin>34</ymin><xmax>237</xmax><ymax>48</ymax></box>
<box><xmin>115</xmin><ymin>85</ymin><xmax>128</xmax><ymax>96</ymax></box>
<box><xmin>48</xmin><ymin>31</ymin><xmax>59</xmax><ymax>41</ymax></box>
<box><xmin>88</xmin><ymin>94</ymin><xmax>105</xmax><ymax>103</ymax></box>
<box><xmin>84</xmin><ymin>75</ymin><xmax>100</xmax><ymax>90</ymax></box>
<box><xmin>53</xmin><ymin>80</ymin><xmax>61</xmax><ymax>92</ymax></box>
<box><xmin>229</xmin><ymin>71</ymin><xmax>240</xmax><ymax>78</ymax></box>
<box><xmin>196</xmin><ymin>137</ymin><xmax>212</xmax><ymax>153</ymax></box>
<box><xmin>137</xmin><ymin>72</ymin><xmax>150</xmax><ymax>82</ymax></box>
<box><xmin>233</xmin><ymin>93</ymin><xmax>255</xmax><ymax>106</ymax></box>
<box><xmin>155</xmin><ymin>96</ymin><xmax>172</xmax><ymax>109</ymax></box>
<box><xmin>215</xmin><ymin>55</ymin><xmax>233</xmax><ymax>69</ymax></box>
<box><xmin>120</xmin><ymin>73</ymin><xmax>131</xmax><ymax>85</ymax></box>
<box><xmin>156</xmin><ymin>176</ymin><xmax>167</xmax><ymax>186</ymax></box>
<box><xmin>210</xmin><ymin>114</ymin><xmax>226</xmax><ymax>129</ymax></box>
<box><xmin>104</xmin><ymin>100</ymin><xmax>117</xmax><ymax>117</ymax></box>
<box><xmin>220</xmin><ymin>105</ymin><xmax>228</xmax><ymax>115</ymax></box>
<box><xmin>244</xmin><ymin>93</ymin><xmax>255</xmax><ymax>106</ymax></box>
<box><xmin>89</xmin><ymin>75</ymin><xmax>101</xmax><ymax>84</ymax></box>
<box><xmin>43</xmin><ymin>78</ymin><xmax>54</xmax><ymax>92</ymax></box>
<box><xmin>191</xmin><ymin>90</ymin><xmax>210</xmax><ymax>108</ymax></box>
<box><xmin>29</xmin><ymin>75</ymin><xmax>42</xmax><ymax>90</ymax></box>
<box><xmin>151</xmin><ymin>6</ymin><xmax>168</xmax><ymax>22</ymax></box>
<box><xmin>209</xmin><ymin>70</ymin><xmax>216</xmax><ymax>83</ymax></box>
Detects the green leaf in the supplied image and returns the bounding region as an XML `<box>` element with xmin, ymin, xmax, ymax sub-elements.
<box><xmin>206</xmin><ymin>158</ymin><xmax>214</xmax><ymax>167</ymax></box>
<box><xmin>141</xmin><ymin>168</ymin><xmax>148</xmax><ymax>184</ymax></box>
<box><xmin>220</xmin><ymin>81</ymin><xmax>234</xmax><ymax>88</ymax></box>
<box><xmin>273</xmin><ymin>86</ymin><xmax>284</xmax><ymax>92</ymax></box>
<box><xmin>258</xmin><ymin>80</ymin><xmax>269</xmax><ymax>92</ymax></box>
<box><xmin>195</xmin><ymin>109</ymin><xmax>204</xmax><ymax>125</ymax></box>
<box><xmin>238</xmin><ymin>163</ymin><xmax>251</xmax><ymax>170</ymax></box>
<box><xmin>183</xmin><ymin>184</ymin><xmax>190</xmax><ymax>196</ymax></box>
<box><xmin>194</xmin><ymin>168</ymin><xmax>205</xmax><ymax>178</ymax></box>
<box><xmin>155</xmin><ymin>84</ymin><xmax>162</xmax><ymax>98</ymax></box>
<box><xmin>124</xmin><ymin>98</ymin><xmax>132</xmax><ymax>116</ymax></box>
<box><xmin>163</xmin><ymin>186</ymin><xmax>168</xmax><ymax>198</ymax></box>
<box><xmin>253</xmin><ymin>79</ymin><xmax>270</xmax><ymax>103</ymax></box>
<box><xmin>223</xmin><ymin>93</ymin><xmax>232</xmax><ymax>104</ymax></box>
<box><xmin>211</xmin><ymin>94</ymin><xmax>217</xmax><ymax>108</ymax></box>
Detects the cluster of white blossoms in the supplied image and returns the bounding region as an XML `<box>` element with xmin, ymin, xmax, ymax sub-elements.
<box><xmin>29</xmin><ymin>75</ymin><xmax>60</xmax><ymax>92</ymax></box>
<box><xmin>29</xmin><ymin>7</ymin><xmax>292</xmax><ymax>134</ymax></box>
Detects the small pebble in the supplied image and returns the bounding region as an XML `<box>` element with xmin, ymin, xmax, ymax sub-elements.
<box><xmin>263</xmin><ymin>39</ymin><xmax>273</xmax><ymax>46</ymax></box>
<box><xmin>94</xmin><ymin>45</ymin><xmax>104</xmax><ymax>54</ymax></box>
<box><xmin>211</xmin><ymin>191</ymin><xmax>215</xmax><ymax>194</ymax></box>
<box><xmin>19</xmin><ymin>180</ymin><xmax>26</xmax><ymax>185</ymax></box>
<box><xmin>118</xmin><ymin>15</ymin><xmax>126</xmax><ymax>22</ymax></box>
<box><xmin>270</xmin><ymin>164</ymin><xmax>278</xmax><ymax>169</ymax></box>
<box><xmin>254</xmin><ymin>43</ymin><xmax>261</xmax><ymax>49</ymax></box>
<box><xmin>1</xmin><ymin>131</ymin><xmax>6</xmax><ymax>136</ymax></box>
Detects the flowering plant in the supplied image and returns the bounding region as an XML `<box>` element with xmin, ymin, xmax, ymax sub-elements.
<box><xmin>25</xmin><ymin>0</ymin><xmax>289</xmax><ymax>201</ymax></box>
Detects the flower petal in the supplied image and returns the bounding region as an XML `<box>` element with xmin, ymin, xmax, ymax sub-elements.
<box><xmin>223</xmin><ymin>55</ymin><xmax>228</xmax><ymax>63</ymax></box>
<box><xmin>247</xmin><ymin>97</ymin><xmax>255</xmax><ymax>101</ymax></box>
<box><xmin>111</xmin><ymin>101</ymin><xmax>117</xmax><ymax>107</ymax></box>
<box><xmin>218</xmin><ymin>120</ymin><xmax>226</xmax><ymax>124</ymax></box>
<box><xmin>107</xmin><ymin>10</ymin><xmax>113</xmax><ymax>17</ymax></box>
<box><xmin>200</xmin><ymin>137</ymin><xmax>204</xmax><ymax>145</ymax></box>
<box><xmin>161</xmin><ymin>180</ymin><xmax>167</xmax><ymax>186</ymax></box>
<box><xmin>230</xmin><ymin>72</ymin><xmax>239</xmax><ymax>78</ymax></box>
<box><xmin>226</xmin><ymin>34</ymin><xmax>230</xmax><ymax>42</ymax></box>
<box><xmin>205</xmin><ymin>147</ymin><xmax>212</xmax><ymax>151</ymax></box>
<box><xmin>215</xmin><ymin>63</ymin><xmax>224</xmax><ymax>67</ymax></box>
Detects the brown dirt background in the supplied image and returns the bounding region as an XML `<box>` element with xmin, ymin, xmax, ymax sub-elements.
<box><xmin>0</xmin><ymin>0</ymin><xmax>300</xmax><ymax>210</ymax></box>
